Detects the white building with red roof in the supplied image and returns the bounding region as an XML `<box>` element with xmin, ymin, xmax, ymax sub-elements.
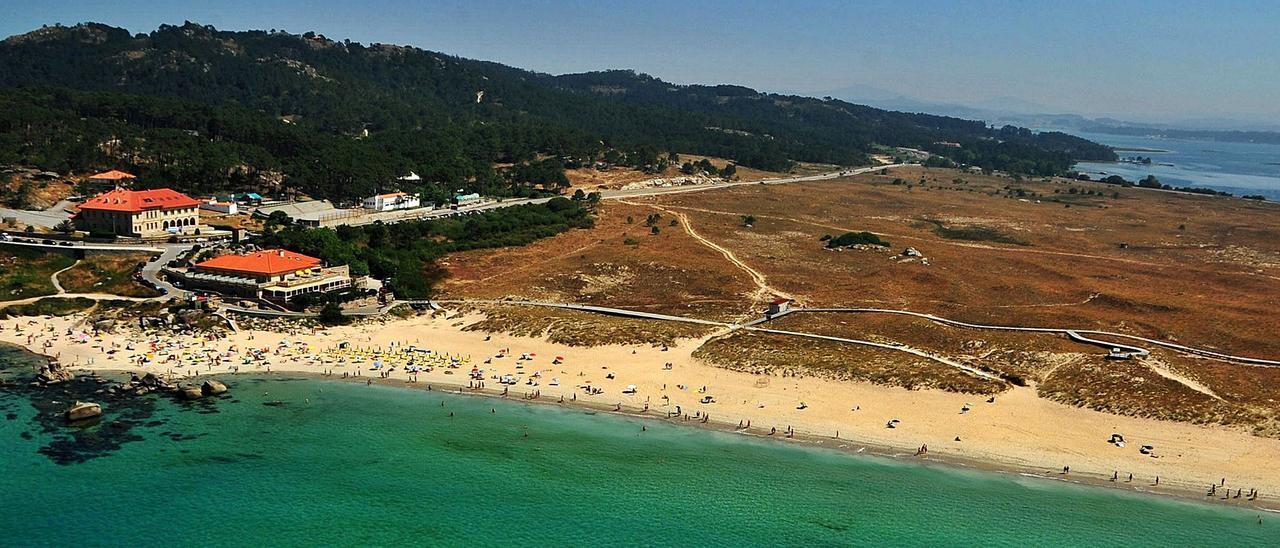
<box><xmin>75</xmin><ymin>188</ymin><xmax>201</xmax><ymax>237</ymax></box>
<box><xmin>173</xmin><ymin>249</ymin><xmax>352</xmax><ymax>303</ymax></box>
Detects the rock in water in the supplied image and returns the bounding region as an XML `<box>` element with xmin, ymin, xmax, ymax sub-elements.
<box><xmin>201</xmin><ymin>379</ymin><xmax>228</xmax><ymax>396</ymax></box>
<box><xmin>180</xmin><ymin>386</ymin><xmax>204</xmax><ymax>400</ymax></box>
<box><xmin>35</xmin><ymin>362</ymin><xmax>73</xmax><ymax>385</ymax></box>
<box><xmin>65</xmin><ymin>401</ymin><xmax>102</xmax><ymax>422</ymax></box>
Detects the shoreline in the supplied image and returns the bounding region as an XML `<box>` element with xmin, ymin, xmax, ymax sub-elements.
<box><xmin>310</xmin><ymin>370</ymin><xmax>1280</xmax><ymax>513</ymax></box>
<box><xmin>3</xmin><ymin>311</ymin><xmax>1280</xmax><ymax>513</ymax></box>
<box><xmin>17</xmin><ymin>352</ymin><xmax>1280</xmax><ymax>514</ymax></box>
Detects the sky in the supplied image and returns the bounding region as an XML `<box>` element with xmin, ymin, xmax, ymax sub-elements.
<box><xmin>3</xmin><ymin>0</ymin><xmax>1279</xmax><ymax>125</ymax></box>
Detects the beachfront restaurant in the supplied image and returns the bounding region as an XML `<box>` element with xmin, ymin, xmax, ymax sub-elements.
<box><xmin>174</xmin><ymin>249</ymin><xmax>352</xmax><ymax>303</ymax></box>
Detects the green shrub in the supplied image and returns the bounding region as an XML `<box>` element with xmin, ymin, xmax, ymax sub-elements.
<box><xmin>826</xmin><ymin>231</ymin><xmax>890</xmax><ymax>248</ymax></box>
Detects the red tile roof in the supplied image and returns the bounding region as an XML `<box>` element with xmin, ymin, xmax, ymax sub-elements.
<box><xmin>78</xmin><ymin>188</ymin><xmax>201</xmax><ymax>213</ymax></box>
<box><xmin>195</xmin><ymin>250</ymin><xmax>321</xmax><ymax>276</ymax></box>
<box><xmin>88</xmin><ymin>169</ymin><xmax>137</xmax><ymax>180</ymax></box>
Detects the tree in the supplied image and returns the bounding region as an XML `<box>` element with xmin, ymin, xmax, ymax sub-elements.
<box><xmin>54</xmin><ymin>220</ymin><xmax>74</xmax><ymax>234</ymax></box>
<box><xmin>265</xmin><ymin>211</ymin><xmax>292</xmax><ymax>231</ymax></box>
<box><xmin>650</xmin><ymin>225</ymin><xmax>660</xmax><ymax>235</ymax></box>
<box><xmin>318</xmin><ymin>302</ymin><xmax>347</xmax><ymax>325</ymax></box>
<box><xmin>572</xmin><ymin>189</ymin><xmax>586</xmax><ymax>201</ymax></box>
<box><xmin>741</xmin><ymin>215</ymin><xmax>755</xmax><ymax>227</ymax></box>
<box><xmin>9</xmin><ymin>180</ymin><xmax>34</xmax><ymax>210</ymax></box>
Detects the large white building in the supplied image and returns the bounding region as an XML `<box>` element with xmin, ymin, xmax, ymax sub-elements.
<box><xmin>363</xmin><ymin>192</ymin><xmax>421</xmax><ymax>212</ymax></box>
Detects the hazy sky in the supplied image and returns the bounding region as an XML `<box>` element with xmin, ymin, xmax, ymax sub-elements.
<box><xmin>4</xmin><ymin>0</ymin><xmax>1278</xmax><ymax>124</ymax></box>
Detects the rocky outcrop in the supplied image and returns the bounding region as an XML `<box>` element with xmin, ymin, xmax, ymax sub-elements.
<box><xmin>35</xmin><ymin>362</ymin><xmax>73</xmax><ymax>385</ymax></box>
<box><xmin>201</xmin><ymin>379</ymin><xmax>228</xmax><ymax>396</ymax></box>
<box><xmin>138</xmin><ymin>372</ymin><xmax>175</xmax><ymax>391</ymax></box>
<box><xmin>179</xmin><ymin>386</ymin><xmax>204</xmax><ymax>400</ymax></box>
<box><xmin>177</xmin><ymin>309</ymin><xmax>206</xmax><ymax>325</ymax></box>
<box><xmin>65</xmin><ymin>401</ymin><xmax>102</xmax><ymax>422</ymax></box>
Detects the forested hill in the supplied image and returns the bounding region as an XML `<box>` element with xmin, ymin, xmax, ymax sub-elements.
<box><xmin>0</xmin><ymin>22</ymin><xmax>1115</xmax><ymax>201</ymax></box>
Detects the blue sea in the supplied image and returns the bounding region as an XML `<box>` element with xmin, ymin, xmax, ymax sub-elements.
<box><xmin>1069</xmin><ymin>131</ymin><xmax>1280</xmax><ymax>200</ymax></box>
<box><xmin>2</xmin><ymin>345</ymin><xmax>1278</xmax><ymax>546</ymax></box>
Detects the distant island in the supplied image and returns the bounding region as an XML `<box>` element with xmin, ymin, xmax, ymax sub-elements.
<box><xmin>1082</xmin><ymin>124</ymin><xmax>1280</xmax><ymax>146</ymax></box>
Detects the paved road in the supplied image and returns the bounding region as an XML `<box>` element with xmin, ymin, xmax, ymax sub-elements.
<box><xmin>599</xmin><ymin>164</ymin><xmax>907</xmax><ymax>201</ymax></box>
<box><xmin>139</xmin><ymin>244</ymin><xmax>191</xmax><ymax>295</ymax></box>
<box><xmin>330</xmin><ymin>163</ymin><xmax>906</xmax><ymax>227</ymax></box>
<box><xmin>0</xmin><ymin>199</ymin><xmax>74</xmax><ymax>229</ymax></box>
<box><xmin>0</xmin><ymin>239</ymin><xmax>163</xmax><ymax>252</ymax></box>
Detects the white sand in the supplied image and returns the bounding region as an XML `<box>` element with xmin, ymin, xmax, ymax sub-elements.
<box><xmin>4</xmin><ymin>310</ymin><xmax>1279</xmax><ymax>507</ymax></box>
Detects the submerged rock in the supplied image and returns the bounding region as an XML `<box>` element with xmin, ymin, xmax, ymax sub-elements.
<box><xmin>65</xmin><ymin>401</ymin><xmax>102</xmax><ymax>422</ymax></box>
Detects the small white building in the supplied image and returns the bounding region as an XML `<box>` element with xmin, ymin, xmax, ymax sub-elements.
<box><xmin>363</xmin><ymin>192</ymin><xmax>421</xmax><ymax>212</ymax></box>
<box><xmin>200</xmin><ymin>198</ymin><xmax>238</xmax><ymax>215</ymax></box>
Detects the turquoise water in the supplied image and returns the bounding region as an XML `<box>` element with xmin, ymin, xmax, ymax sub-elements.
<box><xmin>1069</xmin><ymin>130</ymin><xmax>1280</xmax><ymax>199</ymax></box>
<box><xmin>2</xmin><ymin>348</ymin><xmax>1278</xmax><ymax>546</ymax></box>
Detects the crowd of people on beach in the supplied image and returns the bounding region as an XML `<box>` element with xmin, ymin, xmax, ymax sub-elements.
<box><xmin>1</xmin><ymin>313</ymin><xmax>1273</xmax><ymax>512</ymax></box>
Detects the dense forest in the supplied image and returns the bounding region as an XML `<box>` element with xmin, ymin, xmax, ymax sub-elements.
<box><xmin>0</xmin><ymin>22</ymin><xmax>1115</xmax><ymax>201</ymax></box>
<box><xmin>255</xmin><ymin>197</ymin><xmax>594</xmax><ymax>298</ymax></box>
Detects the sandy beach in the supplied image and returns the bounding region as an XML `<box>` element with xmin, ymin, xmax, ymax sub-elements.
<box><xmin>4</xmin><ymin>310</ymin><xmax>1279</xmax><ymax>510</ymax></box>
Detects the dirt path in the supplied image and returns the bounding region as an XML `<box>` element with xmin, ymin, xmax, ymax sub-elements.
<box><xmin>0</xmin><ymin>292</ymin><xmax>156</xmax><ymax>309</ymax></box>
<box><xmin>624</xmin><ymin>200</ymin><xmax>799</xmax><ymax>306</ymax></box>
<box><xmin>464</xmin><ymin>241</ymin><xmax>603</xmax><ymax>285</ymax></box>
<box><xmin>1144</xmin><ymin>357</ymin><xmax>1224</xmax><ymax>401</ymax></box>
<box><xmin>49</xmin><ymin>260</ymin><xmax>79</xmax><ymax>294</ymax></box>
<box><xmin>657</xmin><ymin>204</ymin><xmax>1280</xmax><ymax>280</ymax></box>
